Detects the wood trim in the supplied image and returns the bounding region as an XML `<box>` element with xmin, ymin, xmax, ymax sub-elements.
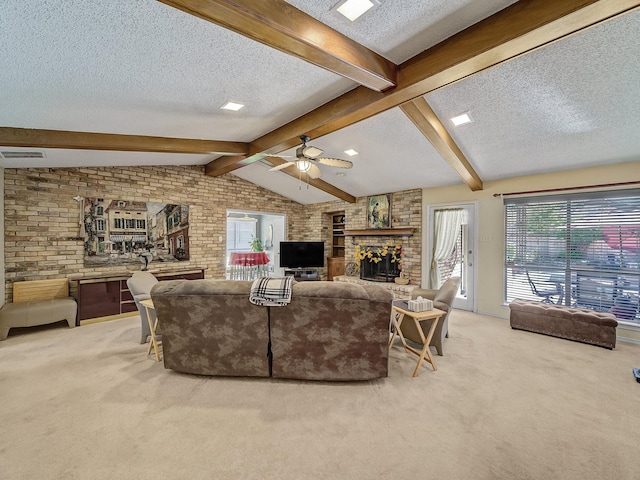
<box><xmin>205</xmin><ymin>0</ymin><xmax>640</xmax><ymax>176</ymax></box>
<box><xmin>79</xmin><ymin>312</ymin><xmax>137</xmax><ymax>326</ymax></box>
<box><xmin>204</xmin><ymin>155</ymin><xmax>248</xmax><ymax>176</ymax></box>
<box><xmin>158</xmin><ymin>0</ymin><xmax>397</xmax><ymax>91</ymax></box>
<box><xmin>0</xmin><ymin>127</ymin><xmax>249</xmax><ymax>155</ymax></box>
<box><xmin>344</xmin><ymin>228</ymin><xmax>414</xmax><ymax>236</ymax></box>
<box><xmin>400</xmin><ymin>98</ymin><xmax>483</xmax><ymax>191</ymax></box>
<box><xmin>13</xmin><ymin>278</ymin><xmax>70</xmax><ymax>302</ymax></box>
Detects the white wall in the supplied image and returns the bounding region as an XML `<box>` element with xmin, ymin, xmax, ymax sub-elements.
<box><xmin>422</xmin><ymin>161</ymin><xmax>640</xmax><ymax>343</ymax></box>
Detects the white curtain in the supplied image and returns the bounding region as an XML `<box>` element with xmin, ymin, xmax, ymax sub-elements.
<box><xmin>430</xmin><ymin>209</ymin><xmax>464</xmax><ymax>288</ymax></box>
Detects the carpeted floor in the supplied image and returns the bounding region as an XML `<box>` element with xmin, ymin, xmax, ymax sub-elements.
<box><xmin>1</xmin><ymin>310</ymin><xmax>639</xmax><ymax>480</ymax></box>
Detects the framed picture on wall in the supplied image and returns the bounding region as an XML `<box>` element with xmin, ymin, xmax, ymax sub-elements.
<box><xmin>367</xmin><ymin>194</ymin><xmax>391</xmax><ymax>229</ymax></box>
<box><xmin>80</xmin><ymin>197</ymin><xmax>190</xmax><ymax>267</ymax></box>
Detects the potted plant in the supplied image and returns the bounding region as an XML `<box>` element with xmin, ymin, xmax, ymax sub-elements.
<box><xmin>249</xmin><ymin>235</ymin><xmax>264</xmax><ymax>252</ymax></box>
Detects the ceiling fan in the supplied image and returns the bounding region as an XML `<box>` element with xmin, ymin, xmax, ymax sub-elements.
<box><xmin>266</xmin><ymin>135</ymin><xmax>353</xmax><ymax>179</ymax></box>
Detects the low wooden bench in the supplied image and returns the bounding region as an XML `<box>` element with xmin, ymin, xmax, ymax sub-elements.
<box><xmin>0</xmin><ymin>278</ymin><xmax>77</xmax><ymax>340</ymax></box>
<box><xmin>509</xmin><ymin>298</ymin><xmax>618</xmax><ymax>349</ymax></box>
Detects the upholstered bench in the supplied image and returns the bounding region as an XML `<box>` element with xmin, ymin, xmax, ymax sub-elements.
<box><xmin>0</xmin><ymin>278</ymin><xmax>77</xmax><ymax>340</ymax></box>
<box><xmin>509</xmin><ymin>299</ymin><xmax>617</xmax><ymax>349</ymax></box>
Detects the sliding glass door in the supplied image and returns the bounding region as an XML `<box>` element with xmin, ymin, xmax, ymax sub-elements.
<box><xmin>503</xmin><ymin>189</ymin><xmax>640</xmax><ymax>324</ymax></box>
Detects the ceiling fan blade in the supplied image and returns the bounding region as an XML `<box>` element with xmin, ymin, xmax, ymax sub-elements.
<box><xmin>307</xmin><ymin>163</ymin><xmax>323</xmax><ymax>179</ymax></box>
<box><xmin>302</xmin><ymin>145</ymin><xmax>324</xmax><ymax>158</ymax></box>
<box><xmin>263</xmin><ymin>153</ymin><xmax>295</xmax><ymax>159</ymax></box>
<box><xmin>316</xmin><ymin>157</ymin><xmax>353</xmax><ymax>169</ymax></box>
<box><xmin>269</xmin><ymin>162</ymin><xmax>295</xmax><ymax>172</ymax></box>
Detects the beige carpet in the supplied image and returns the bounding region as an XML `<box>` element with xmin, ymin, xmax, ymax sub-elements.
<box><xmin>1</xmin><ymin>310</ymin><xmax>639</xmax><ymax>480</ymax></box>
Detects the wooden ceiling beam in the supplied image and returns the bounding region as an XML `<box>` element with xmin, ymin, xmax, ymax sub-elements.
<box><xmin>158</xmin><ymin>0</ymin><xmax>397</xmax><ymax>91</ymax></box>
<box><xmin>264</xmin><ymin>157</ymin><xmax>356</xmax><ymax>203</ymax></box>
<box><xmin>206</xmin><ymin>0</ymin><xmax>640</xmax><ymax>175</ymax></box>
<box><xmin>0</xmin><ymin>127</ymin><xmax>248</xmax><ymax>155</ymax></box>
<box><xmin>400</xmin><ymin>98</ymin><xmax>483</xmax><ymax>191</ymax></box>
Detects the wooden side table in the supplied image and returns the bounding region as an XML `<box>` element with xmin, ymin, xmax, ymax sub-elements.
<box><xmin>140</xmin><ymin>299</ymin><xmax>161</xmax><ymax>362</ymax></box>
<box><xmin>390</xmin><ymin>301</ymin><xmax>446</xmax><ymax>377</ymax></box>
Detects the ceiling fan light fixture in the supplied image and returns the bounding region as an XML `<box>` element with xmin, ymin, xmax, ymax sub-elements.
<box><xmin>451</xmin><ymin>112</ymin><xmax>473</xmax><ymax>126</ymax></box>
<box><xmin>296</xmin><ymin>159</ymin><xmax>312</xmax><ymax>172</ymax></box>
<box><xmin>336</xmin><ymin>0</ymin><xmax>374</xmax><ymax>21</ymax></box>
<box><xmin>220</xmin><ymin>101</ymin><xmax>245</xmax><ymax>111</ymax></box>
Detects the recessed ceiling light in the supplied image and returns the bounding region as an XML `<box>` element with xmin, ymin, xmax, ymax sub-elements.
<box><xmin>336</xmin><ymin>172</ymin><xmax>347</xmax><ymax>177</ymax></box>
<box><xmin>220</xmin><ymin>101</ymin><xmax>245</xmax><ymax>111</ymax></box>
<box><xmin>344</xmin><ymin>149</ymin><xmax>359</xmax><ymax>156</ymax></box>
<box><xmin>336</xmin><ymin>0</ymin><xmax>374</xmax><ymax>22</ymax></box>
<box><xmin>451</xmin><ymin>112</ymin><xmax>473</xmax><ymax>126</ymax></box>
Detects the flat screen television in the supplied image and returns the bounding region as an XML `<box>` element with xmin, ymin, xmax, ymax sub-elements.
<box><xmin>279</xmin><ymin>241</ymin><xmax>325</xmax><ymax>269</ymax></box>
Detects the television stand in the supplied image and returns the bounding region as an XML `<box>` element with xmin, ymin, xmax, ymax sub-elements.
<box><xmin>284</xmin><ymin>268</ymin><xmax>319</xmax><ymax>281</ymax></box>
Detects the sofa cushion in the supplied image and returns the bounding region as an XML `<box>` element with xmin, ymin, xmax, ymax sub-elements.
<box><xmin>269</xmin><ymin>281</ymin><xmax>393</xmax><ymax>381</ymax></box>
<box><xmin>151</xmin><ymin>280</ymin><xmax>270</xmax><ymax>377</ymax></box>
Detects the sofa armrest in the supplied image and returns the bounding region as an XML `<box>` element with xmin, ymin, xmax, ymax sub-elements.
<box><xmin>411</xmin><ymin>288</ymin><xmax>437</xmax><ymax>300</ymax></box>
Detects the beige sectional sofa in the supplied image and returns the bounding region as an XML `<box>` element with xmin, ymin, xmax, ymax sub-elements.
<box><xmin>150</xmin><ymin>279</ymin><xmax>393</xmax><ymax>381</ymax></box>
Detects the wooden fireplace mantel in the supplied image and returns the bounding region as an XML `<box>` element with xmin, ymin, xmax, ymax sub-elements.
<box><xmin>343</xmin><ymin>228</ymin><xmax>414</xmax><ymax>237</ymax></box>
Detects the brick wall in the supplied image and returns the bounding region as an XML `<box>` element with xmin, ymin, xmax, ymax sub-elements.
<box><xmin>302</xmin><ymin>189</ymin><xmax>423</xmax><ymax>285</ymax></box>
<box><xmin>3</xmin><ymin>166</ymin><xmax>307</xmax><ymax>301</ymax></box>
<box><xmin>3</xmin><ymin>166</ymin><xmax>423</xmax><ymax>301</ymax></box>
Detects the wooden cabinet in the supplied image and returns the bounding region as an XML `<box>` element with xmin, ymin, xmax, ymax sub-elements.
<box><xmin>76</xmin><ymin>269</ymin><xmax>205</xmax><ymax>325</ymax></box>
<box><xmin>327</xmin><ymin>257</ymin><xmax>345</xmax><ymax>281</ymax></box>
<box><xmin>331</xmin><ymin>212</ymin><xmax>346</xmax><ymax>258</ymax></box>
<box><xmin>327</xmin><ymin>211</ymin><xmax>346</xmax><ymax>281</ymax></box>
<box><xmin>78</xmin><ymin>280</ymin><xmax>121</xmax><ymax>320</ymax></box>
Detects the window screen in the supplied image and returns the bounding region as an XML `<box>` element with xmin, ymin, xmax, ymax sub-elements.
<box><xmin>504</xmin><ymin>189</ymin><xmax>640</xmax><ymax>323</ymax></box>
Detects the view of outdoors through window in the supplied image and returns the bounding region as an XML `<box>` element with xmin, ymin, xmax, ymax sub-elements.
<box><xmin>504</xmin><ymin>190</ymin><xmax>640</xmax><ymax>324</ymax></box>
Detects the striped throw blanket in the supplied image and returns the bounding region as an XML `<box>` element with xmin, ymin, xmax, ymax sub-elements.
<box><xmin>249</xmin><ymin>276</ymin><xmax>294</xmax><ymax>306</ymax></box>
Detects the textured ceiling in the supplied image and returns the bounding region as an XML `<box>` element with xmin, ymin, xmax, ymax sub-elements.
<box><xmin>425</xmin><ymin>9</ymin><xmax>640</xmax><ymax>181</ymax></box>
<box><xmin>0</xmin><ymin>1</ymin><xmax>639</xmax><ymax>204</ymax></box>
<box><xmin>286</xmin><ymin>0</ymin><xmax>517</xmax><ymax>63</ymax></box>
<box><xmin>0</xmin><ymin>0</ymin><xmax>354</xmax><ymax>141</ymax></box>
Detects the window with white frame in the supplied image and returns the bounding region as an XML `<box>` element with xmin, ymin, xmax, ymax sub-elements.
<box><xmin>226</xmin><ymin>217</ymin><xmax>257</xmax><ymax>264</ymax></box>
<box><xmin>504</xmin><ymin>189</ymin><xmax>640</xmax><ymax>323</ymax></box>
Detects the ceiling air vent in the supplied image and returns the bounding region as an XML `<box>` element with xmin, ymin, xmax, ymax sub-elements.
<box><xmin>0</xmin><ymin>151</ymin><xmax>46</xmax><ymax>159</ymax></box>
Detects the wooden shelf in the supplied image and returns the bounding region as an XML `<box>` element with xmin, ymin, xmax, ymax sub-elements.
<box><xmin>343</xmin><ymin>228</ymin><xmax>414</xmax><ymax>236</ymax></box>
<box><xmin>329</xmin><ymin>211</ymin><xmax>346</xmax><ymax>279</ymax></box>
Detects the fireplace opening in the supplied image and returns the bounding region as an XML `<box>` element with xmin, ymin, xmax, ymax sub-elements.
<box><xmin>360</xmin><ymin>250</ymin><xmax>401</xmax><ymax>283</ymax></box>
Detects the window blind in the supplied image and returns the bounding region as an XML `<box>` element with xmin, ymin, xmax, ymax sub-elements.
<box><xmin>504</xmin><ymin>189</ymin><xmax>640</xmax><ymax>323</ymax></box>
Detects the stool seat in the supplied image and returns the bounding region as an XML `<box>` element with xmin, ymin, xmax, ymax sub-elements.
<box><xmin>0</xmin><ymin>298</ymin><xmax>77</xmax><ymax>340</ymax></box>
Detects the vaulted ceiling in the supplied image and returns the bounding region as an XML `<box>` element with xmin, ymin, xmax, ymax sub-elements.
<box><xmin>1</xmin><ymin>1</ymin><xmax>639</xmax><ymax>204</ymax></box>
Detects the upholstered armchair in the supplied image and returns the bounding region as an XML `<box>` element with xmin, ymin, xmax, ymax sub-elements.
<box><xmin>401</xmin><ymin>276</ymin><xmax>460</xmax><ymax>356</ymax></box>
<box><xmin>127</xmin><ymin>271</ymin><xmax>159</xmax><ymax>344</ymax></box>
